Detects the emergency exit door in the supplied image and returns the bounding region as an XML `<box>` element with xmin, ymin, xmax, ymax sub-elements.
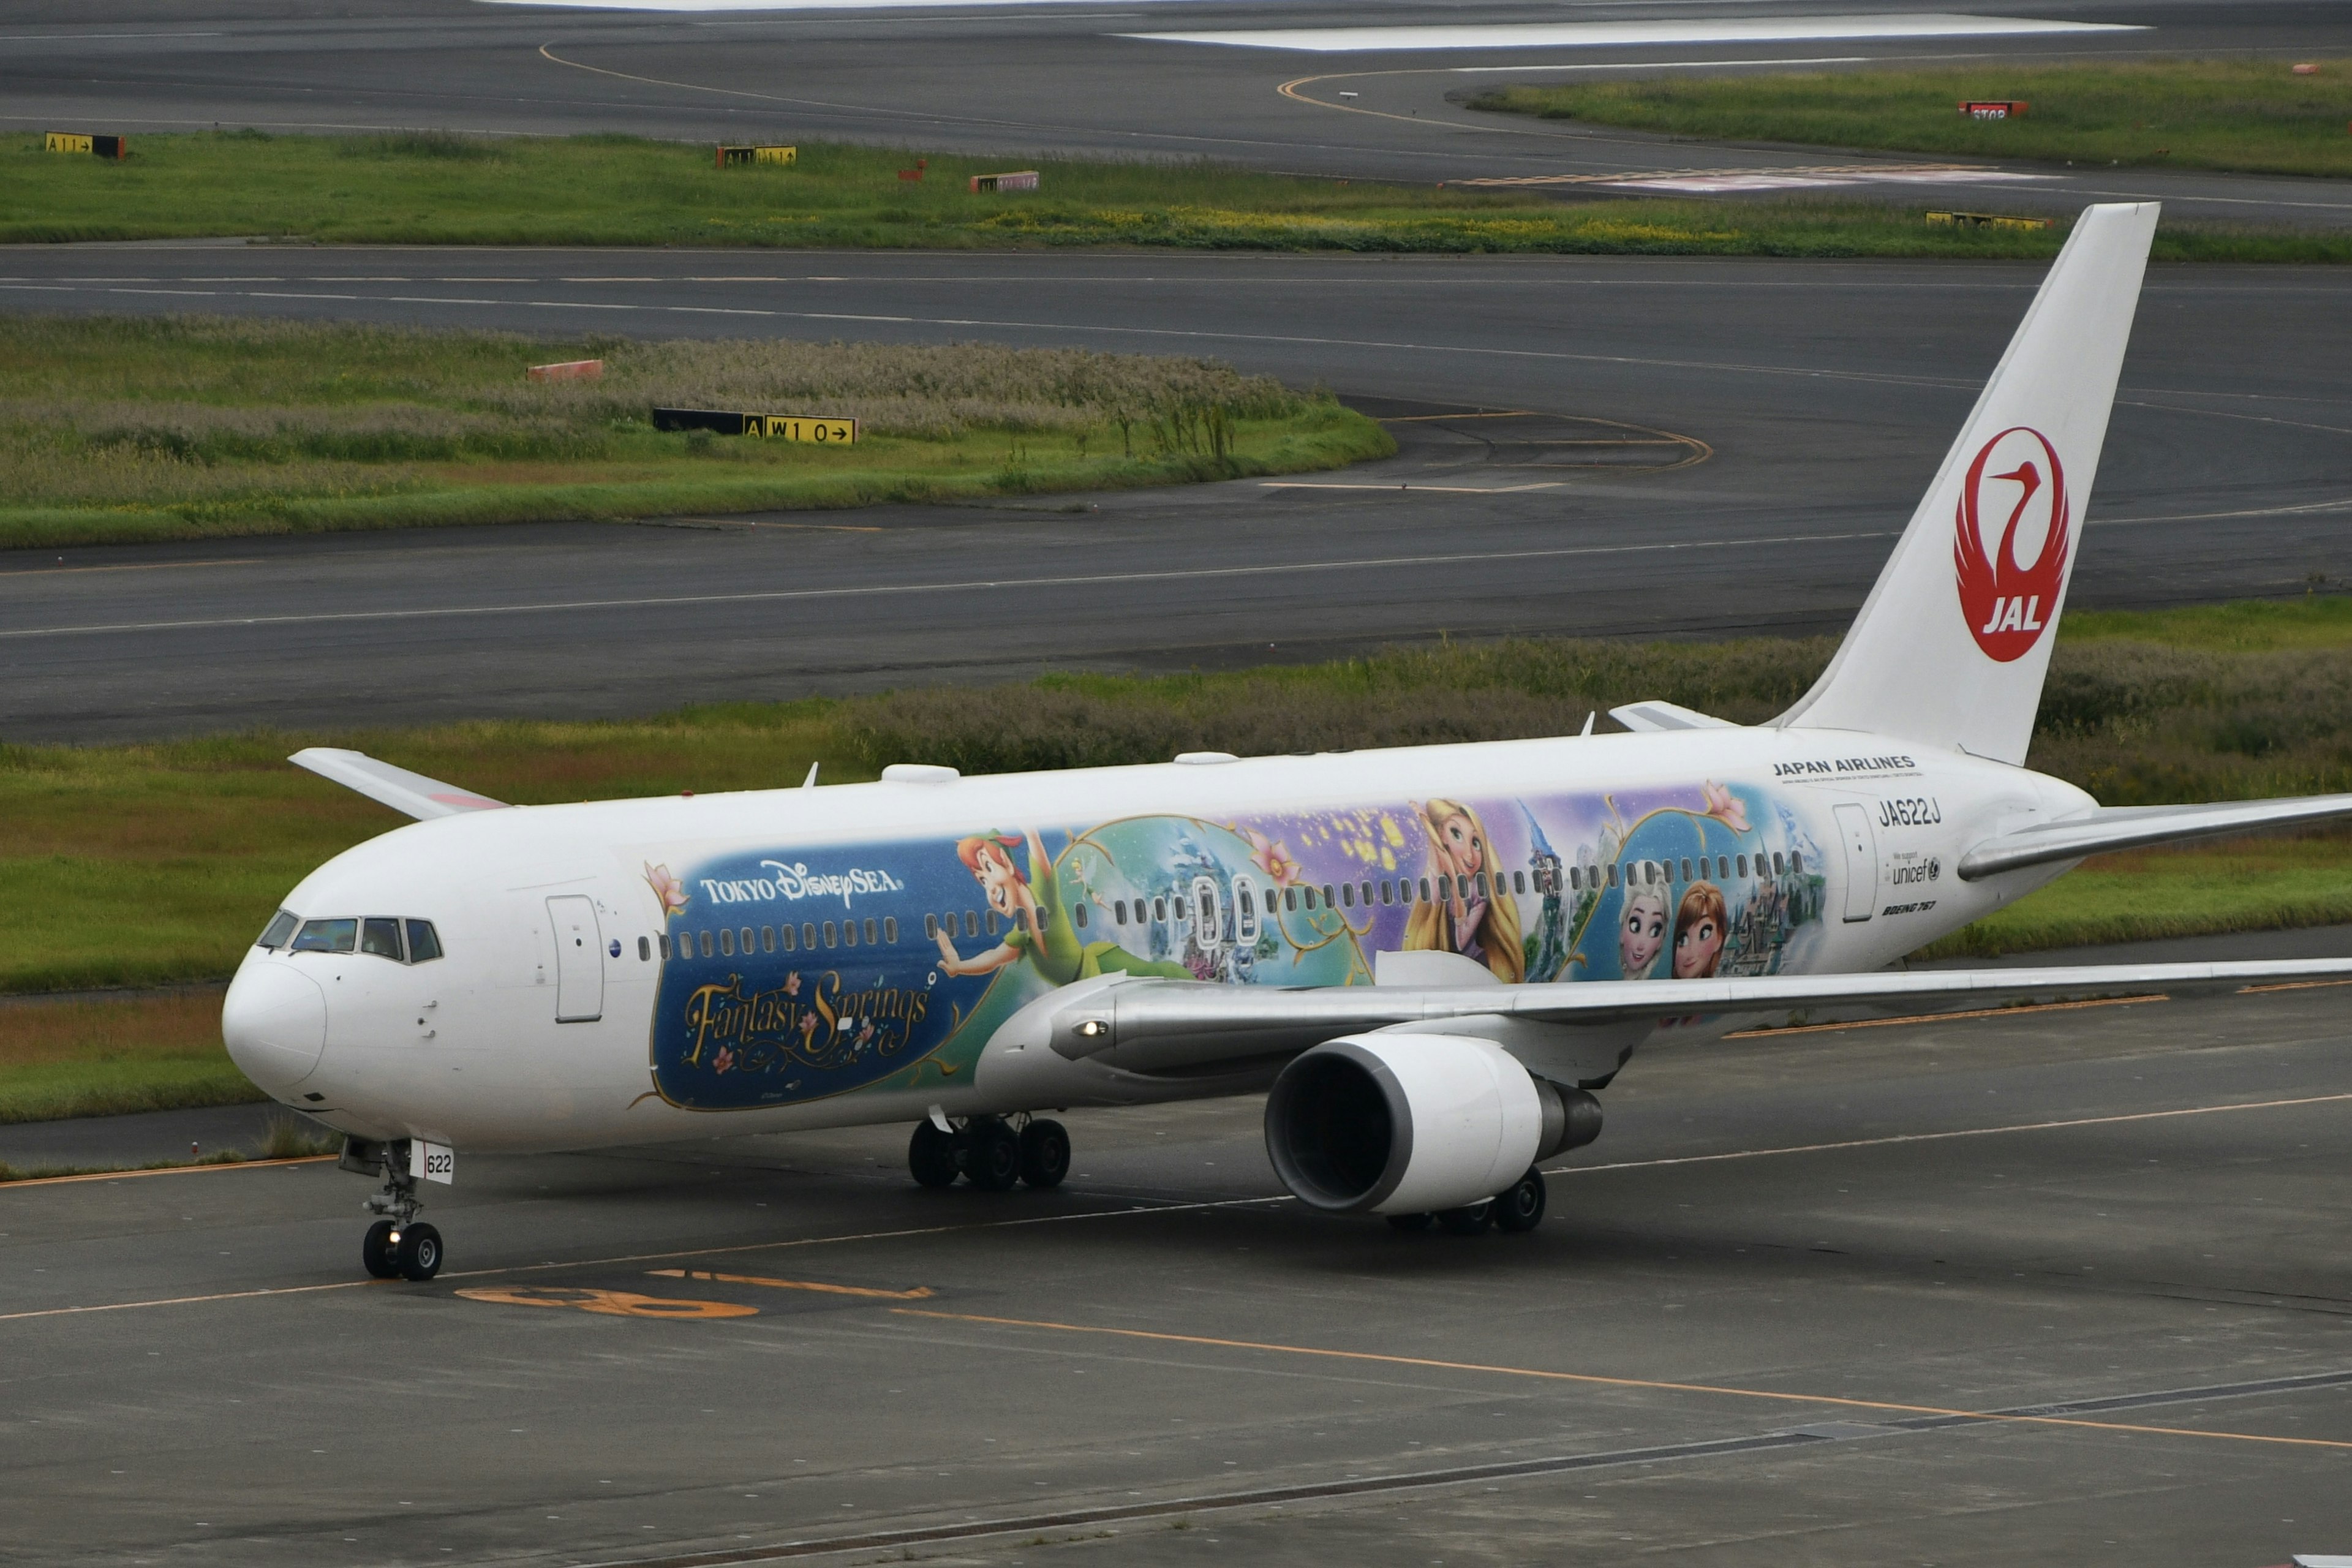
<box><xmin>1832</xmin><ymin>804</ymin><xmax>1877</xmax><ymax>924</ymax></box>
<box><xmin>548</xmin><ymin>895</ymin><xmax>605</xmax><ymax>1022</ymax></box>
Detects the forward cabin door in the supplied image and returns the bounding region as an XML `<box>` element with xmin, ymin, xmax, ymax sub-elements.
<box><xmin>548</xmin><ymin>895</ymin><xmax>605</xmax><ymax>1022</ymax></box>
<box><xmin>1832</xmin><ymin>804</ymin><xmax>1877</xmax><ymax>924</ymax></box>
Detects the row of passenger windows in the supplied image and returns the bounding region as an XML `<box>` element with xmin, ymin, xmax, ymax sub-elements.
<box><xmin>662</xmin><ymin>916</ymin><xmax>901</xmax><ymax>960</ymax></box>
<box><xmin>257</xmin><ymin>911</ymin><xmax>443</xmax><ymax>963</ymax></box>
<box><xmin>659</xmin><ymin>851</ymin><xmax>1807</xmax><ymax>964</ymax></box>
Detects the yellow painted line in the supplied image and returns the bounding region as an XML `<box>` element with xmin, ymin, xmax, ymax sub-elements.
<box><xmin>0</xmin><ymin>557</ymin><xmax>263</xmax><ymax>578</ymax></box>
<box><xmin>459</xmin><ymin>1285</ymin><xmax>756</xmax><ymax>1319</ymax></box>
<box><xmin>894</xmin><ymin>1308</ymin><xmax>2352</xmax><ymax>1453</ymax></box>
<box><xmin>1</xmin><ymin>1155</ymin><xmax>334</xmax><ymax>1189</ymax></box>
<box><xmin>1555</xmin><ymin>1091</ymin><xmax>2352</xmax><ymax>1175</ymax></box>
<box><xmin>2241</xmin><ymin>977</ymin><xmax>2352</xmax><ymax>995</ymax></box>
<box><xmin>1724</xmin><ymin>992</ymin><xmax>2164</xmax><ymax>1038</ymax></box>
<box><xmin>650</xmin><ymin>1267</ymin><xmax>934</xmax><ymax>1300</ymax></box>
<box><xmin>0</xmin><ymin>1277</ymin><xmax>378</xmax><ymax>1323</ymax></box>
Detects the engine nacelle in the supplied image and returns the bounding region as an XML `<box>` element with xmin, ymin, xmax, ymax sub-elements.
<box><xmin>1263</xmin><ymin>1033</ymin><xmax>1600</xmax><ymax>1215</ymax></box>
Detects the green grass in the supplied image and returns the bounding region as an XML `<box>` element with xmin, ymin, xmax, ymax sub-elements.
<box><xmin>5</xmin><ymin>598</ymin><xmax>2351</xmax><ymax>1006</ymax></box>
<box><xmin>1467</xmin><ymin>56</ymin><xmax>2352</xmax><ymax>179</ymax></box>
<box><xmin>0</xmin><ymin>990</ymin><xmax>260</xmax><ymax>1123</ymax></box>
<box><xmin>4</xmin><ymin>130</ymin><xmax>2346</xmax><ymax>263</ymax></box>
<box><xmin>0</xmin><ymin>314</ymin><xmax>1390</xmax><ymax>547</ymax></box>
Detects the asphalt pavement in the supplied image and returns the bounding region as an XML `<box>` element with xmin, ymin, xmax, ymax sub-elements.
<box><xmin>3</xmin><ymin>244</ymin><xmax>2346</xmax><ymax>741</ymax></box>
<box><xmin>5</xmin><ymin>979</ymin><xmax>2350</xmax><ymax>1566</ymax></box>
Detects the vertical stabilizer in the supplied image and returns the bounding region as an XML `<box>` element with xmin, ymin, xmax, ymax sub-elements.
<box><xmin>1776</xmin><ymin>202</ymin><xmax>2158</xmax><ymax>765</ymax></box>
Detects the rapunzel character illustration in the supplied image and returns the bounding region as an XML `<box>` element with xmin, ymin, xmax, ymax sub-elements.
<box><xmin>934</xmin><ymin>828</ymin><xmax>1191</xmax><ymax>984</ymax></box>
<box><xmin>1672</xmin><ymin>881</ymin><xmax>1728</xmax><ymax>979</ymax></box>
<box><xmin>1619</xmin><ymin>884</ymin><xmax>1669</xmax><ymax>979</ymax></box>
<box><xmin>1403</xmin><ymin>798</ymin><xmax>1525</xmax><ymax>983</ymax></box>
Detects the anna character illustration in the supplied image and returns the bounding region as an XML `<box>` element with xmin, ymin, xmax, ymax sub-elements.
<box><xmin>1403</xmin><ymin>798</ymin><xmax>1525</xmax><ymax>984</ymax></box>
<box><xmin>1618</xmin><ymin>884</ymin><xmax>1669</xmax><ymax>979</ymax></box>
<box><xmin>1672</xmin><ymin>881</ymin><xmax>1728</xmax><ymax>979</ymax></box>
<box><xmin>934</xmin><ymin>829</ymin><xmax>1190</xmax><ymax>984</ymax></box>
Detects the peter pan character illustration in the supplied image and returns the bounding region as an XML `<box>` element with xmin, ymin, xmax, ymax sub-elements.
<box><xmin>1672</xmin><ymin>881</ymin><xmax>1728</xmax><ymax>979</ymax></box>
<box><xmin>934</xmin><ymin>829</ymin><xmax>1191</xmax><ymax>984</ymax></box>
<box><xmin>1403</xmin><ymin>798</ymin><xmax>1525</xmax><ymax>984</ymax></box>
<box><xmin>1619</xmin><ymin>884</ymin><xmax>1669</xmax><ymax>979</ymax></box>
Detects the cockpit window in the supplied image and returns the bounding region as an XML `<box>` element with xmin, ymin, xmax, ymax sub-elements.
<box><xmin>292</xmin><ymin>918</ymin><xmax>357</xmax><ymax>954</ymax></box>
<box><xmin>257</xmin><ymin>910</ymin><xmax>300</xmax><ymax>949</ymax></box>
<box><xmin>405</xmin><ymin>921</ymin><xmax>443</xmax><ymax>963</ymax></box>
<box><xmin>361</xmin><ymin>918</ymin><xmax>404</xmax><ymax>960</ymax></box>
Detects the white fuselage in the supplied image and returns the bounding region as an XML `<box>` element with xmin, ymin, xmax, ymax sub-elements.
<box><xmin>222</xmin><ymin>726</ymin><xmax>2090</xmax><ymax>1154</ymax></box>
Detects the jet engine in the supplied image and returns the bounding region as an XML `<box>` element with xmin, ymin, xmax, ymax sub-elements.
<box><xmin>1263</xmin><ymin>1034</ymin><xmax>1600</xmax><ymax>1215</ymax></box>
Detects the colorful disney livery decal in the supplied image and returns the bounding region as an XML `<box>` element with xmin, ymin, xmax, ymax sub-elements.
<box><xmin>639</xmin><ymin>778</ymin><xmax>1830</xmax><ymax>1112</ymax></box>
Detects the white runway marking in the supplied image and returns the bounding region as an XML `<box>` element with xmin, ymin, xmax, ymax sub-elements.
<box><xmin>1129</xmin><ymin>12</ymin><xmax>2143</xmax><ymax>53</ymax></box>
<box><xmin>486</xmin><ymin>0</ymin><xmax>1200</xmax><ymax>10</ymax></box>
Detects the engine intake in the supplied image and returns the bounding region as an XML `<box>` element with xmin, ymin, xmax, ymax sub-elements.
<box><xmin>1264</xmin><ymin>1034</ymin><xmax>1600</xmax><ymax>1215</ymax></box>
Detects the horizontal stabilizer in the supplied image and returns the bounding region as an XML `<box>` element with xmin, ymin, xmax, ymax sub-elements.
<box><xmin>1608</xmin><ymin>701</ymin><xmax>1736</xmax><ymax>733</ymax></box>
<box><xmin>1045</xmin><ymin>957</ymin><xmax>2352</xmax><ymax>1077</ymax></box>
<box><xmin>1960</xmin><ymin>793</ymin><xmax>2352</xmax><ymax>879</ymax></box>
<box><xmin>290</xmin><ymin>748</ymin><xmax>509</xmax><ymax>821</ymax></box>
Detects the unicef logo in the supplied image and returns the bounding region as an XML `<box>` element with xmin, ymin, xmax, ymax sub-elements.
<box><xmin>1928</xmin><ymin>858</ymin><xmax>1941</xmax><ymax>882</ymax></box>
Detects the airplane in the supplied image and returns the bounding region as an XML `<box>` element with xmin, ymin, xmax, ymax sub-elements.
<box><xmin>222</xmin><ymin>202</ymin><xmax>2352</xmax><ymax>1283</ymax></box>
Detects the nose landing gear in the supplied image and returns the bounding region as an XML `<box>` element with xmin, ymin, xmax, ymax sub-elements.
<box><xmin>344</xmin><ymin>1137</ymin><xmax>445</xmax><ymax>1281</ymax></box>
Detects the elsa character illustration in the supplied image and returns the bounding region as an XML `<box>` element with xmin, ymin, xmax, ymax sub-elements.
<box><xmin>1618</xmin><ymin>884</ymin><xmax>1669</xmax><ymax>979</ymax></box>
<box><xmin>935</xmin><ymin>828</ymin><xmax>1191</xmax><ymax>984</ymax></box>
<box><xmin>1403</xmin><ymin>798</ymin><xmax>1525</xmax><ymax>984</ymax></box>
<box><xmin>1672</xmin><ymin>881</ymin><xmax>1728</xmax><ymax>979</ymax></box>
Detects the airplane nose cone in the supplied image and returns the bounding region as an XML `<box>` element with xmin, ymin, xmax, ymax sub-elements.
<box><xmin>222</xmin><ymin>960</ymin><xmax>328</xmax><ymax>1093</ymax></box>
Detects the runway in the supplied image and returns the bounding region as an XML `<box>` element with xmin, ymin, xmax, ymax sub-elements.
<box><xmin>3</xmin><ymin>245</ymin><xmax>2348</xmax><ymax>742</ymax></box>
<box><xmin>7</xmin><ymin>0</ymin><xmax>2352</xmax><ymax>227</ymax></box>
<box><xmin>6</xmin><ymin>978</ymin><xmax>2350</xmax><ymax>1564</ymax></box>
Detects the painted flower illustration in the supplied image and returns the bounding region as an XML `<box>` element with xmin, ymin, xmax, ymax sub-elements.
<box><xmin>713</xmin><ymin>1047</ymin><xmax>736</xmax><ymax>1075</ymax></box>
<box><xmin>1242</xmin><ymin>826</ymin><xmax>1303</xmax><ymax>887</ymax></box>
<box><xmin>644</xmin><ymin>862</ymin><xmax>689</xmax><ymax>917</ymax></box>
<box><xmin>1700</xmin><ymin>781</ymin><xmax>1751</xmax><ymax>835</ymax></box>
<box><xmin>783</xmin><ymin>971</ymin><xmax>802</xmax><ymax>997</ymax></box>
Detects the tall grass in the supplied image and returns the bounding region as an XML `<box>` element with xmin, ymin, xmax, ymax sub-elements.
<box><xmin>0</xmin><ymin>315</ymin><xmax>1384</xmax><ymax>543</ymax></box>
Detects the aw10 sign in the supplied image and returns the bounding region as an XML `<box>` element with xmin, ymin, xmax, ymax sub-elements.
<box><xmin>1952</xmin><ymin>426</ymin><xmax>2071</xmax><ymax>662</ymax></box>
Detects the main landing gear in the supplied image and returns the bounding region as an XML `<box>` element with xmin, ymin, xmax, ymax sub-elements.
<box><xmin>908</xmin><ymin>1114</ymin><xmax>1070</xmax><ymax>1193</ymax></box>
<box><xmin>1385</xmin><ymin>1167</ymin><xmax>1548</xmax><ymax>1237</ymax></box>
<box><xmin>344</xmin><ymin>1137</ymin><xmax>445</xmax><ymax>1281</ymax></box>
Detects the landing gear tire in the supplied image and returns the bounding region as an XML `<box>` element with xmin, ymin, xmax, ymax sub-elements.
<box><xmin>964</xmin><ymin>1118</ymin><xmax>1022</xmax><ymax>1192</ymax></box>
<box><xmin>1436</xmin><ymin>1201</ymin><xmax>1496</xmax><ymax>1237</ymax></box>
<box><xmin>362</xmin><ymin>1219</ymin><xmax>401</xmax><ymax>1279</ymax></box>
<box><xmin>1017</xmin><ymin>1118</ymin><xmax>1071</xmax><ymax>1189</ymax></box>
<box><xmin>908</xmin><ymin>1121</ymin><xmax>960</xmax><ymax>1188</ymax></box>
<box><xmin>1494</xmin><ymin>1169</ymin><xmax>1547</xmax><ymax>1234</ymax></box>
<box><xmin>394</xmin><ymin>1221</ymin><xmax>444</xmax><ymax>1281</ymax></box>
<box><xmin>1386</xmin><ymin>1212</ymin><xmax>1434</xmax><ymax>1232</ymax></box>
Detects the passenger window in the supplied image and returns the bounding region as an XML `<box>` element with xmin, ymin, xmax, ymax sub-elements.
<box><xmin>1419</xmin><ymin>878</ymin><xmax>1432</xmax><ymax>902</ymax></box>
<box><xmin>863</xmin><ymin>918</ymin><xmax>878</xmax><ymax>944</ymax></box>
<box><xmin>1114</xmin><ymin>900</ymin><xmax>1128</xmax><ymax>924</ymax></box>
<box><xmin>842</xmin><ymin>920</ymin><xmax>858</xmax><ymax>948</ymax></box>
<box><xmin>985</xmin><ymin>910</ymin><xmax>1000</xmax><ymax>936</ymax></box>
<box><xmin>258</xmin><ymin>910</ymin><xmax>299</xmax><ymax>949</ymax></box>
<box><xmin>1322</xmin><ymin>883</ymin><xmax>1336</xmax><ymax>908</ymax></box>
<box><xmin>1513</xmin><ymin>871</ymin><xmax>1527</xmax><ymax>895</ymax></box>
<box><xmin>1380</xmin><ymin>880</ymin><xmax>1394</xmax><ymax>905</ymax></box>
<box><xmin>720</xmin><ymin>928</ymin><xmax>736</xmax><ymax>957</ymax></box>
<box><xmin>925</xmin><ymin>913</ymin><xmax>940</xmax><ymax>939</ymax></box>
<box><xmin>638</xmin><ymin>936</ymin><xmax>651</xmax><ymax>961</ymax></box>
<box><xmin>361</xmin><ymin>918</ymin><xmax>403</xmax><ymax>960</ymax></box>
<box><xmin>762</xmin><ymin>926</ymin><xmax>776</xmax><ymax>953</ymax></box>
<box><xmin>824</xmin><ymin>921</ymin><xmax>839</xmax><ymax>948</ymax></box>
<box><xmin>1737</xmin><ymin>854</ymin><xmax>1749</xmax><ymax>878</ymax></box>
<box><xmin>657</xmin><ymin>933</ymin><xmax>671</xmax><ymax>959</ymax></box>
<box><xmin>802</xmin><ymin>923</ymin><xmax>818</xmax><ymax>950</ymax></box>
<box><xmin>293</xmin><ymin>918</ymin><xmax>356</xmax><ymax>954</ymax></box>
<box><xmin>1282</xmin><ymin>887</ymin><xmax>1297</xmax><ymax>912</ymax></box>
<box><xmin>1680</xmin><ymin>858</ymin><xmax>1692</xmax><ymax>883</ymax></box>
<box><xmin>1340</xmin><ymin>883</ymin><xmax>1354</xmax><ymax>908</ymax></box>
<box><xmin>699</xmin><ymin>930</ymin><xmax>714</xmax><ymax>959</ymax></box>
<box><xmin>1302</xmin><ymin>887</ymin><xmax>1317</xmax><ymax>911</ymax></box>
<box><xmin>1153</xmin><ymin>897</ymin><xmax>1167</xmax><ymax>922</ymax></box>
<box><xmin>1791</xmin><ymin>851</ymin><xmax>1804</xmax><ymax>873</ymax></box>
<box><xmin>1073</xmin><ymin>904</ymin><xmax>1088</xmax><ymax>930</ymax></box>
<box><xmin>963</xmin><ymin>911</ymin><xmax>978</xmax><ymax>938</ymax></box>
<box><xmin>884</xmin><ymin>916</ymin><xmax>897</xmax><ymax>943</ymax></box>
<box><xmin>1607</xmin><ymin>865</ymin><xmax>1620</xmax><ymax>888</ymax></box>
<box><xmin>782</xmin><ymin>922</ymin><xmax>797</xmax><ymax>951</ymax></box>
<box><xmin>1773</xmin><ymin>852</ymin><xmax>1787</xmax><ymax>875</ymax></box>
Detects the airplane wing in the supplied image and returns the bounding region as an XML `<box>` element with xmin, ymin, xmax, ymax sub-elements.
<box><xmin>1607</xmin><ymin>701</ymin><xmax>1735</xmax><ymax>733</ymax></box>
<box><xmin>1960</xmin><ymin>794</ymin><xmax>2352</xmax><ymax>878</ymax></box>
<box><xmin>290</xmin><ymin>748</ymin><xmax>510</xmax><ymax>820</ymax></box>
<box><xmin>1039</xmin><ymin>957</ymin><xmax>2352</xmax><ymax>1079</ymax></box>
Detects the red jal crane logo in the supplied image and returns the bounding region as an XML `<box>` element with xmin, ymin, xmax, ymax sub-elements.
<box><xmin>1953</xmin><ymin>426</ymin><xmax>2070</xmax><ymax>662</ymax></box>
